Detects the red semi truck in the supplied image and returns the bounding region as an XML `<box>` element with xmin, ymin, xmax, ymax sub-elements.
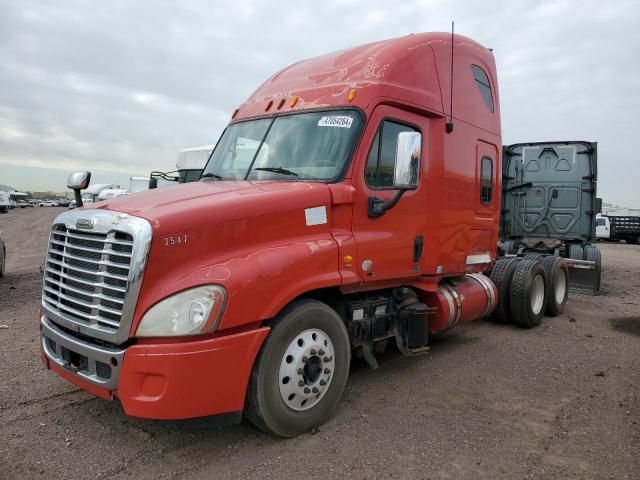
<box><xmin>40</xmin><ymin>32</ymin><xmax>569</xmax><ymax>437</ymax></box>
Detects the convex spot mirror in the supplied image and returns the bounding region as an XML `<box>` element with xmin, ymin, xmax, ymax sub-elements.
<box><xmin>67</xmin><ymin>171</ymin><xmax>91</xmax><ymax>190</ymax></box>
<box><xmin>393</xmin><ymin>132</ymin><xmax>421</xmax><ymax>190</ymax></box>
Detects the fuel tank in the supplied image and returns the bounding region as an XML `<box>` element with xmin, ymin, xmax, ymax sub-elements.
<box><xmin>424</xmin><ymin>274</ymin><xmax>498</xmax><ymax>334</ymax></box>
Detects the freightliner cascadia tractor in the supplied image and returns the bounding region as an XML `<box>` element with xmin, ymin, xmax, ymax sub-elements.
<box><xmin>40</xmin><ymin>33</ymin><xmax>576</xmax><ymax>437</ymax></box>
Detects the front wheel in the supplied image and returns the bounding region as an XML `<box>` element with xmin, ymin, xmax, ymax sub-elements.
<box><xmin>246</xmin><ymin>299</ymin><xmax>351</xmax><ymax>437</ymax></box>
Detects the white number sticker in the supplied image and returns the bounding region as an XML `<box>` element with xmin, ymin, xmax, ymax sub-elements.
<box><xmin>317</xmin><ymin>116</ymin><xmax>353</xmax><ymax>128</ymax></box>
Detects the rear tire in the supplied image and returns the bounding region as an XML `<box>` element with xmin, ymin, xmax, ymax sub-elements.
<box><xmin>567</xmin><ymin>244</ymin><xmax>584</xmax><ymax>260</ymax></box>
<box><xmin>510</xmin><ymin>260</ymin><xmax>547</xmax><ymax>329</ymax></box>
<box><xmin>584</xmin><ymin>244</ymin><xmax>602</xmax><ymax>292</ymax></box>
<box><xmin>541</xmin><ymin>256</ymin><xmax>568</xmax><ymax>316</ymax></box>
<box><xmin>524</xmin><ymin>253</ymin><xmax>545</xmax><ymax>262</ymax></box>
<box><xmin>489</xmin><ymin>258</ymin><xmax>520</xmax><ymax>324</ymax></box>
<box><xmin>246</xmin><ymin>299</ymin><xmax>351</xmax><ymax>437</ymax></box>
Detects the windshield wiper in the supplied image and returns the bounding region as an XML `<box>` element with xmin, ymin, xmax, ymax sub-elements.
<box><xmin>201</xmin><ymin>172</ymin><xmax>224</xmax><ymax>180</ymax></box>
<box><xmin>254</xmin><ymin>166</ymin><xmax>298</xmax><ymax>177</ymax></box>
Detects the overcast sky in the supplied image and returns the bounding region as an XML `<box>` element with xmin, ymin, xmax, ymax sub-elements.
<box><xmin>0</xmin><ymin>0</ymin><xmax>639</xmax><ymax>205</ymax></box>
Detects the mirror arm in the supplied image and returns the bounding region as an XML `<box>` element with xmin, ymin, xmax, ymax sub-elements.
<box><xmin>368</xmin><ymin>189</ymin><xmax>407</xmax><ymax>218</ymax></box>
<box><xmin>73</xmin><ymin>190</ymin><xmax>84</xmax><ymax>208</ymax></box>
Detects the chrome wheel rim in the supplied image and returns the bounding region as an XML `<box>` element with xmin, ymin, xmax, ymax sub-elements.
<box><xmin>278</xmin><ymin>328</ymin><xmax>335</xmax><ymax>412</ymax></box>
<box><xmin>531</xmin><ymin>274</ymin><xmax>545</xmax><ymax>315</ymax></box>
<box><xmin>555</xmin><ymin>269</ymin><xmax>567</xmax><ymax>304</ymax></box>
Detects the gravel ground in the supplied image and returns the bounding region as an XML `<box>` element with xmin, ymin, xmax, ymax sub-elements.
<box><xmin>0</xmin><ymin>207</ymin><xmax>639</xmax><ymax>480</ymax></box>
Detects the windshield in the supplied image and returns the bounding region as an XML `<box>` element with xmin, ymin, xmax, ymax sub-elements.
<box><xmin>201</xmin><ymin>110</ymin><xmax>363</xmax><ymax>182</ymax></box>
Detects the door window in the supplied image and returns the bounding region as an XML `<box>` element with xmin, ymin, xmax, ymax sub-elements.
<box><xmin>365</xmin><ymin>120</ymin><xmax>418</xmax><ymax>189</ymax></box>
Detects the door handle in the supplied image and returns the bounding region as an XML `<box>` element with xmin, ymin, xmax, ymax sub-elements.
<box><xmin>413</xmin><ymin>235</ymin><xmax>424</xmax><ymax>263</ymax></box>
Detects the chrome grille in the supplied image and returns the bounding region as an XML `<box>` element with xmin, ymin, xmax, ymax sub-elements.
<box><xmin>41</xmin><ymin>209</ymin><xmax>153</xmax><ymax>345</ymax></box>
<box><xmin>44</xmin><ymin>226</ymin><xmax>133</xmax><ymax>330</ymax></box>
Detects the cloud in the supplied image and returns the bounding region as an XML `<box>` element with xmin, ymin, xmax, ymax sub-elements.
<box><xmin>0</xmin><ymin>0</ymin><xmax>638</xmax><ymax>205</ymax></box>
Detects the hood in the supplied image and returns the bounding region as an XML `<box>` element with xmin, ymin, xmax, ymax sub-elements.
<box><xmin>91</xmin><ymin>180</ymin><xmax>332</xmax><ymax>236</ymax></box>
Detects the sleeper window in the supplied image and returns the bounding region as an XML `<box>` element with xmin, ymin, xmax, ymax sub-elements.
<box><xmin>480</xmin><ymin>156</ymin><xmax>493</xmax><ymax>204</ymax></box>
<box><xmin>471</xmin><ymin>65</ymin><xmax>494</xmax><ymax>113</ymax></box>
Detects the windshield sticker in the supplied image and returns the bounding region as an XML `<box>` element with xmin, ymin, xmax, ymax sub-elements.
<box><xmin>318</xmin><ymin>116</ymin><xmax>353</xmax><ymax>128</ymax></box>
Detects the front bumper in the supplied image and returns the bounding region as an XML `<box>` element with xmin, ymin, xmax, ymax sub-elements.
<box><xmin>41</xmin><ymin>316</ymin><xmax>269</xmax><ymax>419</ymax></box>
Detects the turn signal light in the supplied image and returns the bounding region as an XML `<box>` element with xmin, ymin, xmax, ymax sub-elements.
<box><xmin>347</xmin><ymin>88</ymin><xmax>356</xmax><ymax>102</ymax></box>
<box><xmin>290</xmin><ymin>95</ymin><xmax>299</xmax><ymax>108</ymax></box>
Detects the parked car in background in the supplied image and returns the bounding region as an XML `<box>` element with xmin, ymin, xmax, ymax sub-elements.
<box><xmin>0</xmin><ymin>191</ymin><xmax>10</xmax><ymax>213</ymax></box>
<box><xmin>39</xmin><ymin>200</ymin><xmax>59</xmax><ymax>207</ymax></box>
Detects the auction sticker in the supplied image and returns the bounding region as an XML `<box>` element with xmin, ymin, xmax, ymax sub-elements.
<box><xmin>318</xmin><ymin>116</ymin><xmax>353</xmax><ymax>128</ymax></box>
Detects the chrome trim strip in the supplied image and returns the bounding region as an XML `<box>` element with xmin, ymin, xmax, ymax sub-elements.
<box><xmin>41</xmin><ymin>316</ymin><xmax>124</xmax><ymax>390</ymax></box>
<box><xmin>441</xmin><ymin>282</ymin><xmax>462</xmax><ymax>327</ymax></box>
<box><xmin>42</xmin><ymin>209</ymin><xmax>153</xmax><ymax>345</ymax></box>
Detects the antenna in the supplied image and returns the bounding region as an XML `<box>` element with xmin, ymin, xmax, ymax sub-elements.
<box><xmin>445</xmin><ymin>21</ymin><xmax>455</xmax><ymax>134</ymax></box>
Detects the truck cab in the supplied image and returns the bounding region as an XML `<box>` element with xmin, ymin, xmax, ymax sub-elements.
<box><xmin>596</xmin><ymin>214</ymin><xmax>610</xmax><ymax>239</ymax></box>
<box><xmin>40</xmin><ymin>33</ymin><xmax>561</xmax><ymax>437</ymax></box>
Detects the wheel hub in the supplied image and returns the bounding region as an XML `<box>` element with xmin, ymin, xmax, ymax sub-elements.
<box><xmin>278</xmin><ymin>328</ymin><xmax>335</xmax><ymax>411</ymax></box>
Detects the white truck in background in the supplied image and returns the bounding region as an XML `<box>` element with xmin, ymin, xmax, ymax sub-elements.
<box><xmin>149</xmin><ymin>145</ymin><xmax>214</xmax><ymax>188</ymax></box>
<box><xmin>0</xmin><ymin>191</ymin><xmax>11</xmax><ymax>213</ymax></box>
<box><xmin>80</xmin><ymin>184</ymin><xmax>117</xmax><ymax>204</ymax></box>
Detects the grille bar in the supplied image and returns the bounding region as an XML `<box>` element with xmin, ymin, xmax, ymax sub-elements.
<box><xmin>44</xmin><ymin>279</ymin><xmax>125</xmax><ymax>305</ymax></box>
<box><xmin>52</xmin><ymin>229</ymin><xmax>134</xmax><ymax>247</ymax></box>
<box><xmin>46</xmin><ymin>257</ymin><xmax>129</xmax><ymax>282</ymax></box>
<box><xmin>44</xmin><ymin>267</ymin><xmax>127</xmax><ymax>294</ymax></box>
<box><xmin>49</xmin><ymin>238</ymin><xmax>132</xmax><ymax>258</ymax></box>
<box><xmin>43</xmin><ymin>286</ymin><xmax>124</xmax><ymax>316</ymax></box>
<box><xmin>47</xmin><ymin>249</ymin><xmax>131</xmax><ymax>271</ymax></box>
<box><xmin>43</xmin><ymin>296</ymin><xmax>121</xmax><ymax>328</ymax></box>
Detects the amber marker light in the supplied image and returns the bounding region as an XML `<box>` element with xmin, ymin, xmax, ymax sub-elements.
<box><xmin>290</xmin><ymin>95</ymin><xmax>299</xmax><ymax>108</ymax></box>
<box><xmin>347</xmin><ymin>88</ymin><xmax>356</xmax><ymax>102</ymax></box>
<box><xmin>343</xmin><ymin>255</ymin><xmax>353</xmax><ymax>267</ymax></box>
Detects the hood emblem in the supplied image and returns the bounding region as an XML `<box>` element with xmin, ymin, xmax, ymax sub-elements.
<box><xmin>76</xmin><ymin>218</ymin><xmax>95</xmax><ymax>230</ymax></box>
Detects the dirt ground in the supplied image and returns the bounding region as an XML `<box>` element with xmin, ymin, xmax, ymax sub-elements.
<box><xmin>0</xmin><ymin>207</ymin><xmax>639</xmax><ymax>480</ymax></box>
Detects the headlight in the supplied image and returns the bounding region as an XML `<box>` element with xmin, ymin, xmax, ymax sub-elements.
<box><xmin>136</xmin><ymin>285</ymin><xmax>226</xmax><ymax>337</ymax></box>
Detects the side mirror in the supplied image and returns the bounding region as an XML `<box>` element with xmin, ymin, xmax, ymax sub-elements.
<box><xmin>67</xmin><ymin>171</ymin><xmax>91</xmax><ymax>208</ymax></box>
<box><xmin>393</xmin><ymin>132</ymin><xmax>421</xmax><ymax>190</ymax></box>
<box><xmin>67</xmin><ymin>171</ymin><xmax>91</xmax><ymax>190</ymax></box>
<box><xmin>368</xmin><ymin>131</ymin><xmax>422</xmax><ymax>218</ymax></box>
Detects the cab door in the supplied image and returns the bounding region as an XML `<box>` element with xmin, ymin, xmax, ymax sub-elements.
<box><xmin>351</xmin><ymin>106</ymin><xmax>429</xmax><ymax>283</ymax></box>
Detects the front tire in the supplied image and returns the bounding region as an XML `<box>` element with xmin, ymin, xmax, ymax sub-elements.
<box><xmin>246</xmin><ymin>299</ymin><xmax>351</xmax><ymax>437</ymax></box>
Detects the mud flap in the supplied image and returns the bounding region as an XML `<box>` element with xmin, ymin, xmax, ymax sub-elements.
<box><xmin>566</xmin><ymin>259</ymin><xmax>599</xmax><ymax>295</ymax></box>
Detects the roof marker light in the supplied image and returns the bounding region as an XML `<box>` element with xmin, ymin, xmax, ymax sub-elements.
<box><xmin>277</xmin><ymin>98</ymin><xmax>285</xmax><ymax>110</ymax></box>
<box><xmin>232</xmin><ymin>108</ymin><xmax>239</xmax><ymax>119</ymax></box>
<box><xmin>347</xmin><ymin>88</ymin><xmax>356</xmax><ymax>102</ymax></box>
<box><xmin>290</xmin><ymin>95</ymin><xmax>299</xmax><ymax>108</ymax></box>
<box><xmin>265</xmin><ymin>100</ymin><xmax>274</xmax><ymax>111</ymax></box>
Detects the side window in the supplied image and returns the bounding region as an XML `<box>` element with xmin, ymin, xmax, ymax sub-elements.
<box><xmin>365</xmin><ymin>120</ymin><xmax>418</xmax><ymax>188</ymax></box>
<box><xmin>480</xmin><ymin>156</ymin><xmax>493</xmax><ymax>204</ymax></box>
<box><xmin>471</xmin><ymin>65</ymin><xmax>494</xmax><ymax>113</ymax></box>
